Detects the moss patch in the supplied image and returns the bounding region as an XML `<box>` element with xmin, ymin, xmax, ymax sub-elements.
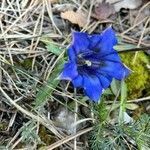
<box><xmin>120</xmin><ymin>52</ymin><xmax>150</xmax><ymax>99</ymax></box>
<box><xmin>38</xmin><ymin>125</ymin><xmax>55</xmax><ymax>146</ymax></box>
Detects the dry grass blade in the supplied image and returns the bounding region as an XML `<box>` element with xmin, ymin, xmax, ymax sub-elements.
<box><xmin>47</xmin><ymin>127</ymin><xmax>93</xmax><ymax>150</ymax></box>
<box><xmin>0</xmin><ymin>87</ymin><xmax>62</xmax><ymax>138</ymax></box>
<box><xmin>0</xmin><ymin>0</ymin><xmax>149</xmax><ymax>149</ymax></box>
<box><xmin>0</xmin><ymin>1</ymin><xmax>39</xmax><ymax>37</ymax></box>
<box><xmin>132</xmin><ymin>17</ymin><xmax>150</xmax><ymax>63</ymax></box>
<box><xmin>121</xmin><ymin>16</ymin><xmax>149</xmax><ymax>35</ymax></box>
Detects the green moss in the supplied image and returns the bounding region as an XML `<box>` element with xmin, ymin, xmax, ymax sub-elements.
<box><xmin>0</xmin><ymin>122</ymin><xmax>7</xmax><ymax>131</ymax></box>
<box><xmin>120</xmin><ymin>52</ymin><xmax>150</xmax><ymax>99</ymax></box>
<box><xmin>38</xmin><ymin>125</ymin><xmax>55</xmax><ymax>146</ymax></box>
<box><xmin>20</xmin><ymin>58</ymin><xmax>33</xmax><ymax>69</ymax></box>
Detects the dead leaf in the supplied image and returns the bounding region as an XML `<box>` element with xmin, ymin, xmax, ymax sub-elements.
<box><xmin>93</xmin><ymin>2</ymin><xmax>115</xmax><ymax>20</ymax></box>
<box><xmin>96</xmin><ymin>0</ymin><xmax>142</xmax><ymax>12</ymax></box>
<box><xmin>49</xmin><ymin>0</ymin><xmax>59</xmax><ymax>4</ymax></box>
<box><xmin>114</xmin><ymin>0</ymin><xmax>142</xmax><ymax>12</ymax></box>
<box><xmin>60</xmin><ymin>10</ymin><xmax>87</xmax><ymax>27</ymax></box>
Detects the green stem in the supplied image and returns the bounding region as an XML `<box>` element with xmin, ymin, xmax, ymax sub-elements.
<box><xmin>118</xmin><ymin>47</ymin><xmax>150</xmax><ymax>53</ymax></box>
<box><xmin>119</xmin><ymin>80</ymin><xmax>127</xmax><ymax>125</ymax></box>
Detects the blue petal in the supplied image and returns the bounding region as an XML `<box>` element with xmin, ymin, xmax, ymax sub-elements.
<box><xmin>83</xmin><ymin>75</ymin><xmax>103</xmax><ymax>102</ymax></box>
<box><xmin>67</xmin><ymin>47</ymin><xmax>76</xmax><ymax>61</ymax></box>
<box><xmin>100</xmin><ymin>27</ymin><xmax>117</xmax><ymax>52</ymax></box>
<box><xmin>99</xmin><ymin>61</ymin><xmax>130</xmax><ymax>80</ymax></box>
<box><xmin>98</xmin><ymin>74</ymin><xmax>112</xmax><ymax>89</ymax></box>
<box><xmin>89</xmin><ymin>34</ymin><xmax>101</xmax><ymax>49</ymax></box>
<box><xmin>100</xmin><ymin>51</ymin><xmax>121</xmax><ymax>62</ymax></box>
<box><xmin>90</xmin><ymin>27</ymin><xmax>117</xmax><ymax>56</ymax></box>
<box><xmin>59</xmin><ymin>61</ymin><xmax>78</xmax><ymax>80</ymax></box>
<box><xmin>71</xmin><ymin>31</ymin><xmax>90</xmax><ymax>54</ymax></box>
<box><xmin>72</xmin><ymin>75</ymin><xmax>83</xmax><ymax>87</ymax></box>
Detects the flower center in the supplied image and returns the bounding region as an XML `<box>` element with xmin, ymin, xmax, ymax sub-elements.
<box><xmin>77</xmin><ymin>55</ymin><xmax>104</xmax><ymax>68</ymax></box>
<box><xmin>85</xmin><ymin>60</ymin><xmax>92</xmax><ymax>66</ymax></box>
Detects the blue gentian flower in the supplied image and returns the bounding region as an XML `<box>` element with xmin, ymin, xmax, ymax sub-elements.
<box><xmin>59</xmin><ymin>27</ymin><xmax>130</xmax><ymax>102</ymax></box>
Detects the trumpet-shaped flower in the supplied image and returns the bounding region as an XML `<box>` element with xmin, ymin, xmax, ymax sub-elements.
<box><xmin>59</xmin><ymin>27</ymin><xmax>130</xmax><ymax>102</ymax></box>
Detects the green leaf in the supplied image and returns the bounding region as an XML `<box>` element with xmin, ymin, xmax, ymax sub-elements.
<box><xmin>121</xmin><ymin>80</ymin><xmax>127</xmax><ymax>101</ymax></box>
<box><xmin>21</xmin><ymin>121</ymin><xmax>42</xmax><ymax>144</ymax></box>
<box><xmin>34</xmin><ymin>58</ymin><xmax>65</xmax><ymax>108</ymax></box>
<box><xmin>125</xmin><ymin>103</ymin><xmax>139</xmax><ymax>110</ymax></box>
<box><xmin>116</xmin><ymin>36</ymin><xmax>136</xmax><ymax>51</ymax></box>
<box><xmin>40</xmin><ymin>36</ymin><xmax>64</xmax><ymax>56</ymax></box>
<box><xmin>46</xmin><ymin>43</ymin><xmax>64</xmax><ymax>56</ymax></box>
<box><xmin>114</xmin><ymin>44</ymin><xmax>136</xmax><ymax>51</ymax></box>
<box><xmin>119</xmin><ymin>80</ymin><xmax>127</xmax><ymax>124</ymax></box>
<box><xmin>110</xmin><ymin>79</ymin><xmax>121</xmax><ymax>96</ymax></box>
<box><xmin>103</xmin><ymin>88</ymin><xmax>112</xmax><ymax>95</ymax></box>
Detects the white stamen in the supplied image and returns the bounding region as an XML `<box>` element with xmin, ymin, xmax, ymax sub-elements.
<box><xmin>85</xmin><ymin>60</ymin><xmax>92</xmax><ymax>66</ymax></box>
